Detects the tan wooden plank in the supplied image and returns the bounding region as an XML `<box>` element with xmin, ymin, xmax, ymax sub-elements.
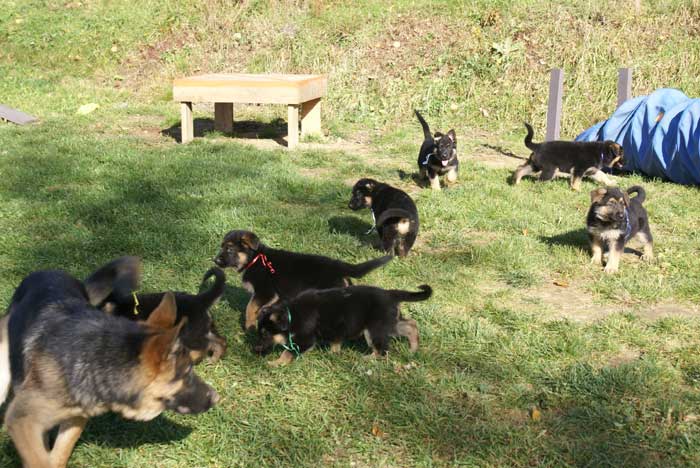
<box><xmin>180</xmin><ymin>102</ymin><xmax>194</xmax><ymax>144</ymax></box>
<box><xmin>0</xmin><ymin>104</ymin><xmax>38</xmax><ymax>125</ymax></box>
<box><xmin>288</xmin><ymin>104</ymin><xmax>300</xmax><ymax>149</ymax></box>
<box><xmin>214</xmin><ymin>103</ymin><xmax>233</xmax><ymax>134</ymax></box>
<box><xmin>300</xmin><ymin>98</ymin><xmax>322</xmax><ymax>137</ymax></box>
<box><xmin>173</xmin><ymin>81</ymin><xmax>326</xmax><ymax>104</ymax></box>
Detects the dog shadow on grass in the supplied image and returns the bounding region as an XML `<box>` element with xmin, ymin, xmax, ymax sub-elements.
<box><xmin>327</xmin><ymin>216</ymin><xmax>378</xmax><ymax>249</ymax></box>
<box><xmin>161</xmin><ymin>117</ymin><xmax>288</xmax><ymax>146</ymax></box>
<box><xmin>540</xmin><ymin>229</ymin><xmax>645</xmax><ymax>257</ymax></box>
<box><xmin>398</xmin><ymin>169</ymin><xmax>428</xmax><ymax>188</ymax></box>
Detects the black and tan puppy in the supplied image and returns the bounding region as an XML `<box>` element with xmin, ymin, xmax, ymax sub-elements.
<box><xmin>214</xmin><ymin>230</ymin><xmax>392</xmax><ymax>330</ymax></box>
<box><xmin>0</xmin><ymin>257</ymin><xmax>218</xmax><ymax>468</ymax></box>
<box><xmin>587</xmin><ymin>186</ymin><xmax>653</xmax><ymax>274</ymax></box>
<box><xmin>415</xmin><ymin>110</ymin><xmax>458</xmax><ymax>190</ymax></box>
<box><xmin>513</xmin><ymin>123</ymin><xmax>624</xmax><ymax>191</ymax></box>
<box><xmin>256</xmin><ymin>284</ymin><xmax>432</xmax><ymax>366</ymax></box>
<box><xmin>348</xmin><ymin>178</ymin><xmax>419</xmax><ymax>257</ymax></box>
<box><xmin>101</xmin><ymin>267</ymin><xmax>228</xmax><ymax>363</ymax></box>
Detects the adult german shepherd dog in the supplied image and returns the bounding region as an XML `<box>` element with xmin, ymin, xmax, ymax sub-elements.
<box><xmin>0</xmin><ymin>257</ymin><xmax>218</xmax><ymax>468</ymax></box>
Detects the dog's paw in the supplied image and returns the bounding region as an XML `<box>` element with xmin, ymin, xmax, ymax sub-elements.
<box><xmin>641</xmin><ymin>253</ymin><xmax>654</xmax><ymax>262</ymax></box>
<box><xmin>590</xmin><ymin>256</ymin><xmax>603</xmax><ymax>265</ymax></box>
<box><xmin>603</xmin><ymin>264</ymin><xmax>619</xmax><ymax>274</ymax></box>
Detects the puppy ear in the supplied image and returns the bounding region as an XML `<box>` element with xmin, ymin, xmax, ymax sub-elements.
<box><xmin>364</xmin><ymin>180</ymin><xmax>375</xmax><ymax>191</ymax></box>
<box><xmin>608</xmin><ymin>142</ymin><xmax>622</xmax><ymax>157</ymax></box>
<box><xmin>241</xmin><ymin>232</ymin><xmax>260</xmax><ymax>251</ymax></box>
<box><xmin>447</xmin><ymin>129</ymin><xmax>456</xmax><ymax>142</ymax></box>
<box><xmin>622</xmin><ymin>192</ymin><xmax>630</xmax><ymax>207</ymax></box>
<box><xmin>146</xmin><ymin>292</ymin><xmax>178</xmax><ymax>329</ymax></box>
<box><xmin>142</xmin><ymin>317</ymin><xmax>187</xmax><ymax>368</ymax></box>
<box><xmin>590</xmin><ymin>188</ymin><xmax>607</xmax><ymax>204</ymax></box>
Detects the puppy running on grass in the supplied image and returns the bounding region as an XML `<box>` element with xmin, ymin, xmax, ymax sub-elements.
<box><xmin>256</xmin><ymin>284</ymin><xmax>432</xmax><ymax>366</ymax></box>
<box><xmin>512</xmin><ymin>123</ymin><xmax>624</xmax><ymax>191</ymax></box>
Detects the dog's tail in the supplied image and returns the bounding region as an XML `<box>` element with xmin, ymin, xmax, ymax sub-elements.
<box><xmin>0</xmin><ymin>314</ymin><xmax>10</xmax><ymax>406</ymax></box>
<box><xmin>523</xmin><ymin>123</ymin><xmax>540</xmax><ymax>151</ymax></box>
<box><xmin>415</xmin><ymin>110</ymin><xmax>432</xmax><ymax>140</ymax></box>
<box><xmin>197</xmin><ymin>267</ymin><xmax>226</xmax><ymax>308</ymax></box>
<box><xmin>342</xmin><ymin>255</ymin><xmax>392</xmax><ymax>278</ymax></box>
<box><xmin>375</xmin><ymin>208</ymin><xmax>415</xmax><ymax>228</ymax></box>
<box><xmin>388</xmin><ymin>284</ymin><xmax>432</xmax><ymax>303</ymax></box>
<box><xmin>626</xmin><ymin>186</ymin><xmax>646</xmax><ymax>204</ymax></box>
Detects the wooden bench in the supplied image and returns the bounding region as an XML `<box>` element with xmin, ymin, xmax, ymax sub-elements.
<box><xmin>173</xmin><ymin>73</ymin><xmax>327</xmax><ymax>148</ymax></box>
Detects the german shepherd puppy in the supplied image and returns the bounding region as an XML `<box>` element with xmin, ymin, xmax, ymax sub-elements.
<box><xmin>0</xmin><ymin>257</ymin><xmax>218</xmax><ymax>468</ymax></box>
<box><xmin>256</xmin><ymin>284</ymin><xmax>432</xmax><ymax>366</ymax></box>
<box><xmin>415</xmin><ymin>110</ymin><xmax>458</xmax><ymax>190</ymax></box>
<box><xmin>101</xmin><ymin>267</ymin><xmax>227</xmax><ymax>363</ymax></box>
<box><xmin>348</xmin><ymin>178</ymin><xmax>419</xmax><ymax>257</ymax></box>
<box><xmin>214</xmin><ymin>230</ymin><xmax>392</xmax><ymax>330</ymax></box>
<box><xmin>587</xmin><ymin>186</ymin><xmax>653</xmax><ymax>274</ymax></box>
<box><xmin>512</xmin><ymin>123</ymin><xmax>624</xmax><ymax>191</ymax></box>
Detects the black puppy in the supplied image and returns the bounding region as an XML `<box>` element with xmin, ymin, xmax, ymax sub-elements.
<box><xmin>256</xmin><ymin>284</ymin><xmax>432</xmax><ymax>366</ymax></box>
<box><xmin>587</xmin><ymin>186</ymin><xmax>653</xmax><ymax>274</ymax></box>
<box><xmin>513</xmin><ymin>123</ymin><xmax>624</xmax><ymax>191</ymax></box>
<box><xmin>415</xmin><ymin>110</ymin><xmax>458</xmax><ymax>190</ymax></box>
<box><xmin>348</xmin><ymin>178</ymin><xmax>419</xmax><ymax>257</ymax></box>
<box><xmin>214</xmin><ymin>230</ymin><xmax>392</xmax><ymax>330</ymax></box>
<box><xmin>101</xmin><ymin>267</ymin><xmax>227</xmax><ymax>363</ymax></box>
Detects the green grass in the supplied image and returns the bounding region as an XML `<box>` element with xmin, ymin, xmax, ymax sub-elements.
<box><xmin>1</xmin><ymin>0</ymin><xmax>700</xmax><ymax>466</ymax></box>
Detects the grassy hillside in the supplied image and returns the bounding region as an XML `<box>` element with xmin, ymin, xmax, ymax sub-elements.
<box><xmin>1</xmin><ymin>1</ymin><xmax>700</xmax><ymax>467</ymax></box>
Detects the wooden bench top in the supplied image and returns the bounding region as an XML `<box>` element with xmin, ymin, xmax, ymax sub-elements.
<box><xmin>173</xmin><ymin>73</ymin><xmax>327</xmax><ymax>105</ymax></box>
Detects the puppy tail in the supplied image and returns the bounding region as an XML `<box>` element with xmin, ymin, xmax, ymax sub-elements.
<box><xmin>344</xmin><ymin>255</ymin><xmax>392</xmax><ymax>278</ymax></box>
<box><xmin>84</xmin><ymin>256</ymin><xmax>142</xmax><ymax>306</ymax></box>
<box><xmin>626</xmin><ymin>186</ymin><xmax>646</xmax><ymax>204</ymax></box>
<box><xmin>523</xmin><ymin>122</ymin><xmax>540</xmax><ymax>151</ymax></box>
<box><xmin>389</xmin><ymin>284</ymin><xmax>432</xmax><ymax>303</ymax></box>
<box><xmin>0</xmin><ymin>314</ymin><xmax>10</xmax><ymax>406</ymax></box>
<box><xmin>198</xmin><ymin>267</ymin><xmax>227</xmax><ymax>308</ymax></box>
<box><xmin>375</xmin><ymin>208</ymin><xmax>415</xmax><ymax>228</ymax></box>
<box><xmin>414</xmin><ymin>110</ymin><xmax>432</xmax><ymax>140</ymax></box>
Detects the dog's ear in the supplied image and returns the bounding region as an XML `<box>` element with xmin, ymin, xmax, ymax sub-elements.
<box><xmin>622</xmin><ymin>192</ymin><xmax>630</xmax><ymax>207</ymax></box>
<box><xmin>608</xmin><ymin>142</ymin><xmax>622</xmax><ymax>157</ymax></box>
<box><xmin>364</xmin><ymin>180</ymin><xmax>375</xmax><ymax>191</ymax></box>
<box><xmin>590</xmin><ymin>188</ymin><xmax>607</xmax><ymax>204</ymax></box>
<box><xmin>241</xmin><ymin>232</ymin><xmax>260</xmax><ymax>251</ymax></box>
<box><xmin>84</xmin><ymin>256</ymin><xmax>142</xmax><ymax>306</ymax></box>
<box><xmin>147</xmin><ymin>292</ymin><xmax>178</xmax><ymax>329</ymax></box>
<box><xmin>142</xmin><ymin>317</ymin><xmax>188</xmax><ymax>367</ymax></box>
<box><xmin>447</xmin><ymin>129</ymin><xmax>456</xmax><ymax>143</ymax></box>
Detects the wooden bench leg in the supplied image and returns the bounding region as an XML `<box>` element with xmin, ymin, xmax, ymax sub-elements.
<box><xmin>180</xmin><ymin>102</ymin><xmax>194</xmax><ymax>144</ymax></box>
<box><xmin>287</xmin><ymin>104</ymin><xmax>300</xmax><ymax>149</ymax></box>
<box><xmin>301</xmin><ymin>98</ymin><xmax>322</xmax><ymax>138</ymax></box>
<box><xmin>214</xmin><ymin>103</ymin><xmax>233</xmax><ymax>134</ymax></box>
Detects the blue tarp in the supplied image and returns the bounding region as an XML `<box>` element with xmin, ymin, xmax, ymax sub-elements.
<box><xmin>576</xmin><ymin>88</ymin><xmax>700</xmax><ymax>185</ymax></box>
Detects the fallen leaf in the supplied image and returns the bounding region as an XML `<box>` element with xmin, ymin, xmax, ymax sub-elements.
<box><xmin>392</xmin><ymin>41</ymin><xmax>401</xmax><ymax>48</ymax></box>
<box><xmin>371</xmin><ymin>423</ymin><xmax>385</xmax><ymax>437</ymax></box>
<box><xmin>479</xmin><ymin>107</ymin><xmax>490</xmax><ymax>117</ymax></box>
<box><xmin>110</xmin><ymin>45</ymin><xmax>119</xmax><ymax>53</ymax></box>
<box><xmin>76</xmin><ymin>103</ymin><xmax>99</xmax><ymax>115</ymax></box>
<box><xmin>684</xmin><ymin>414</ymin><xmax>699</xmax><ymax>422</ymax></box>
<box><xmin>522</xmin><ymin>228</ymin><xmax>528</xmax><ymax>236</ymax></box>
<box><xmin>553</xmin><ymin>280</ymin><xmax>569</xmax><ymax>288</ymax></box>
<box><xmin>530</xmin><ymin>407</ymin><xmax>541</xmax><ymax>422</ymax></box>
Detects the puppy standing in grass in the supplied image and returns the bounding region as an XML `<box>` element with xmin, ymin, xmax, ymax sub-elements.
<box><xmin>512</xmin><ymin>123</ymin><xmax>624</xmax><ymax>191</ymax></box>
<box><xmin>256</xmin><ymin>284</ymin><xmax>432</xmax><ymax>366</ymax></box>
<box><xmin>214</xmin><ymin>230</ymin><xmax>392</xmax><ymax>330</ymax></box>
<box><xmin>0</xmin><ymin>257</ymin><xmax>218</xmax><ymax>468</ymax></box>
<box><xmin>587</xmin><ymin>186</ymin><xmax>653</xmax><ymax>273</ymax></box>
<box><xmin>348</xmin><ymin>178</ymin><xmax>419</xmax><ymax>257</ymax></box>
<box><xmin>415</xmin><ymin>110</ymin><xmax>458</xmax><ymax>190</ymax></box>
<box><xmin>101</xmin><ymin>267</ymin><xmax>228</xmax><ymax>363</ymax></box>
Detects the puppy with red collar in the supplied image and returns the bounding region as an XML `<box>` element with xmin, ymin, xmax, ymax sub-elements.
<box><xmin>214</xmin><ymin>230</ymin><xmax>392</xmax><ymax>330</ymax></box>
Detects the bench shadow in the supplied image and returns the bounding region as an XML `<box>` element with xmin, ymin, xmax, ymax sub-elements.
<box><xmin>161</xmin><ymin>118</ymin><xmax>288</xmax><ymax>147</ymax></box>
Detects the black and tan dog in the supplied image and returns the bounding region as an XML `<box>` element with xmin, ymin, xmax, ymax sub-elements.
<box><xmin>214</xmin><ymin>230</ymin><xmax>392</xmax><ymax>330</ymax></box>
<box><xmin>512</xmin><ymin>123</ymin><xmax>624</xmax><ymax>191</ymax></box>
<box><xmin>101</xmin><ymin>267</ymin><xmax>227</xmax><ymax>363</ymax></box>
<box><xmin>587</xmin><ymin>186</ymin><xmax>653</xmax><ymax>274</ymax></box>
<box><xmin>256</xmin><ymin>284</ymin><xmax>432</xmax><ymax>366</ymax></box>
<box><xmin>348</xmin><ymin>178</ymin><xmax>419</xmax><ymax>257</ymax></box>
<box><xmin>0</xmin><ymin>257</ymin><xmax>218</xmax><ymax>468</ymax></box>
<box><xmin>415</xmin><ymin>110</ymin><xmax>458</xmax><ymax>190</ymax></box>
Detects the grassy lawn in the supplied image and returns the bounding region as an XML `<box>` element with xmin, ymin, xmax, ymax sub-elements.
<box><xmin>2</xmin><ymin>1</ymin><xmax>700</xmax><ymax>467</ymax></box>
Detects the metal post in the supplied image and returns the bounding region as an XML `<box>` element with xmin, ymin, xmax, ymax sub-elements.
<box><xmin>546</xmin><ymin>68</ymin><xmax>564</xmax><ymax>141</ymax></box>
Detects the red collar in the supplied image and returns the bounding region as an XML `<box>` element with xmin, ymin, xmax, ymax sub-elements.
<box><xmin>244</xmin><ymin>252</ymin><xmax>276</xmax><ymax>274</ymax></box>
